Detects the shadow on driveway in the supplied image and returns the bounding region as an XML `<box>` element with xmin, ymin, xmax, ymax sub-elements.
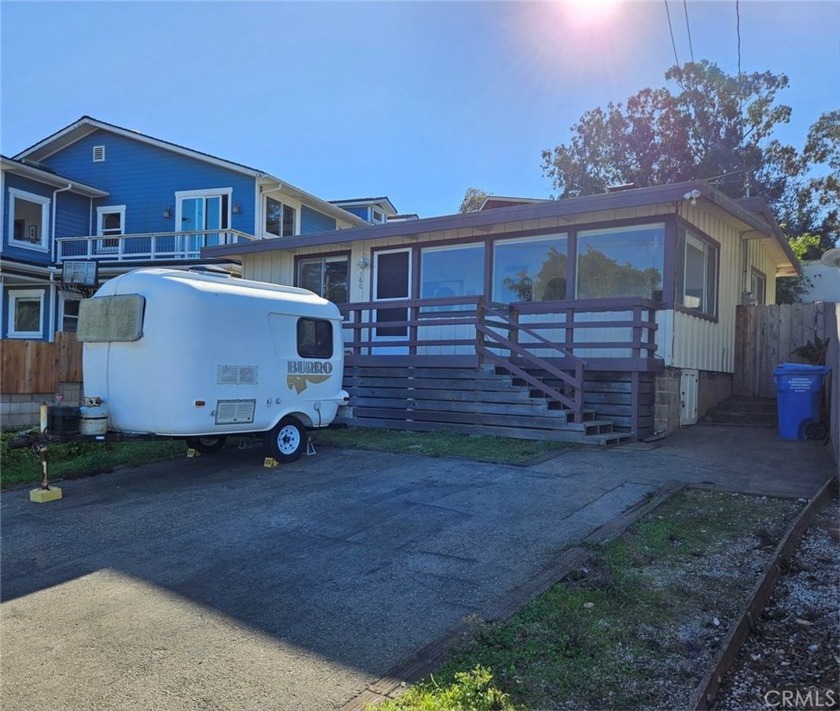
<box><xmin>1</xmin><ymin>426</ymin><xmax>834</xmax><ymax>710</ymax></box>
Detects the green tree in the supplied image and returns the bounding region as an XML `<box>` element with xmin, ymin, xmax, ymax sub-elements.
<box><xmin>460</xmin><ymin>187</ymin><xmax>489</xmax><ymax>213</ymax></box>
<box><xmin>540</xmin><ymin>62</ymin><xmax>838</xmax><ymax>266</ymax></box>
<box><xmin>775</xmin><ymin>234</ymin><xmax>819</xmax><ymax>304</ymax></box>
<box><xmin>541</xmin><ymin>61</ymin><xmax>794</xmax><ymax>201</ymax></box>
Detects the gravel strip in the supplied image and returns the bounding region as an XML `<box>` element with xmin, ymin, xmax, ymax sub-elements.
<box><xmin>712</xmin><ymin>492</ymin><xmax>840</xmax><ymax>710</ymax></box>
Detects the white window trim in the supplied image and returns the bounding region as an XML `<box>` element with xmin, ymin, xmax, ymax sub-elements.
<box><xmin>175</xmin><ymin>188</ymin><xmax>233</xmax><ymax>231</ymax></box>
<box><xmin>58</xmin><ymin>292</ymin><xmax>83</xmax><ymax>332</ymax></box>
<box><xmin>93</xmin><ymin>145</ymin><xmax>105</xmax><ymax>162</ymax></box>
<box><xmin>8</xmin><ymin>289</ymin><xmax>45</xmax><ymax>338</ymax></box>
<box><xmin>373</xmin><ymin>247</ymin><xmax>413</xmax><ymax>302</ymax></box>
<box><xmin>96</xmin><ymin>205</ymin><xmax>126</xmax><ymax>252</ymax></box>
<box><xmin>263</xmin><ymin>194</ymin><xmax>299</xmax><ymax>238</ymax></box>
<box><xmin>8</xmin><ymin>188</ymin><xmax>50</xmax><ymax>252</ymax></box>
<box><xmin>96</xmin><ymin>205</ymin><xmax>126</xmax><ymax>234</ymax></box>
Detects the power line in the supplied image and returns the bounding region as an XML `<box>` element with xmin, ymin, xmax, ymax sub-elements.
<box><xmin>664</xmin><ymin>0</ymin><xmax>680</xmax><ymax>67</ymax></box>
<box><xmin>736</xmin><ymin>0</ymin><xmax>742</xmax><ymax>78</ymax></box>
<box><xmin>682</xmin><ymin>0</ymin><xmax>695</xmax><ymax>63</ymax></box>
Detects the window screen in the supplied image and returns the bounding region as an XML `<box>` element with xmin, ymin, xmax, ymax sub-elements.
<box><xmin>77</xmin><ymin>294</ymin><xmax>145</xmax><ymax>342</ymax></box>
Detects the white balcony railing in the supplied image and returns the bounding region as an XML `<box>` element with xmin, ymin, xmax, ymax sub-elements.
<box><xmin>56</xmin><ymin>229</ymin><xmax>258</xmax><ymax>262</ymax></box>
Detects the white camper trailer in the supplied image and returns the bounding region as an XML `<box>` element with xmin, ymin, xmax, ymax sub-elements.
<box><xmin>77</xmin><ymin>268</ymin><xmax>349</xmax><ymax>461</ymax></box>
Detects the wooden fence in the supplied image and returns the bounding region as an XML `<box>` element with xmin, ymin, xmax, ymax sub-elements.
<box><xmin>734</xmin><ymin>303</ymin><xmax>834</xmax><ymax>399</ymax></box>
<box><xmin>0</xmin><ymin>333</ymin><xmax>83</xmax><ymax>394</ymax></box>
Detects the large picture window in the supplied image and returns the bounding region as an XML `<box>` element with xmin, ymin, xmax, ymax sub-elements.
<box><xmin>576</xmin><ymin>224</ymin><xmax>664</xmax><ymax>300</ymax></box>
<box><xmin>421</xmin><ymin>244</ymin><xmax>485</xmax><ymax>299</ymax></box>
<box><xmin>296</xmin><ymin>254</ymin><xmax>349</xmax><ymax>304</ymax></box>
<box><xmin>493</xmin><ymin>235</ymin><xmax>567</xmax><ymax>303</ymax></box>
<box><xmin>266</xmin><ymin>197</ymin><xmax>296</xmax><ymax>237</ymax></box>
<box><xmin>8</xmin><ymin>189</ymin><xmax>50</xmax><ymax>251</ymax></box>
<box><xmin>676</xmin><ymin>227</ymin><xmax>718</xmax><ymax>317</ymax></box>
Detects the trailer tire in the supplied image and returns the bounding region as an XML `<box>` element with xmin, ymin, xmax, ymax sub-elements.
<box><xmin>185</xmin><ymin>436</ymin><xmax>227</xmax><ymax>454</ymax></box>
<box><xmin>266</xmin><ymin>417</ymin><xmax>306</xmax><ymax>462</ymax></box>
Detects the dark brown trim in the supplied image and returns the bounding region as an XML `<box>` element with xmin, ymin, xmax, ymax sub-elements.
<box><xmin>292</xmin><ymin>249</ymin><xmax>351</xmax><ymax>304</ymax></box>
<box><xmin>204</xmin><ymin>180</ymin><xmax>784</xmax><ymax>260</ymax></box>
<box><xmin>675</xmin><ymin>219</ymin><xmax>722</xmax><ymax>323</ymax></box>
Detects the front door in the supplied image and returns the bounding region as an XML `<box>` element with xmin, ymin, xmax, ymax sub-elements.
<box><xmin>373</xmin><ymin>249</ymin><xmax>411</xmax><ymax>350</ymax></box>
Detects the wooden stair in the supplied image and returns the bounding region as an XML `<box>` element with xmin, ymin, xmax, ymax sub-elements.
<box><xmin>700</xmin><ymin>397</ymin><xmax>778</xmax><ymax>427</ymax></box>
<box><xmin>338</xmin><ymin>364</ymin><xmax>632</xmax><ymax>446</ymax></box>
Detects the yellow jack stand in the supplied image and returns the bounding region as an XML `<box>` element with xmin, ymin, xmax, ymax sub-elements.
<box><xmin>186</xmin><ymin>448</ymin><xmax>202</xmax><ymax>458</ymax></box>
<box><xmin>263</xmin><ymin>457</ymin><xmax>279</xmax><ymax>468</ymax></box>
<box><xmin>30</xmin><ymin>444</ymin><xmax>62</xmax><ymax>503</ymax></box>
<box><xmin>30</xmin><ymin>487</ymin><xmax>63</xmax><ymax>503</ymax></box>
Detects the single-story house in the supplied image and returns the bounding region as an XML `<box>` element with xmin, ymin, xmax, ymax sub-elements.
<box><xmin>203</xmin><ymin>180</ymin><xmax>799</xmax><ymax>444</ymax></box>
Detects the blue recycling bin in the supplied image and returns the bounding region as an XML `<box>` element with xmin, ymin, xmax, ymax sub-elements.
<box><xmin>772</xmin><ymin>363</ymin><xmax>830</xmax><ymax>440</ymax></box>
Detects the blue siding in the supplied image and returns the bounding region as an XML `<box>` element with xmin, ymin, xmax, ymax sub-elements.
<box><xmin>301</xmin><ymin>206</ymin><xmax>337</xmax><ymax>234</ymax></box>
<box><xmin>55</xmin><ymin>190</ymin><xmax>92</xmax><ymax>238</ymax></box>
<box><xmin>42</xmin><ymin>130</ymin><xmax>257</xmax><ymax>235</ymax></box>
<box><xmin>342</xmin><ymin>206</ymin><xmax>369</xmax><ymax>220</ymax></box>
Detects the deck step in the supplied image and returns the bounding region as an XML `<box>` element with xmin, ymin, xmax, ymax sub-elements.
<box><xmin>701</xmin><ymin>397</ymin><xmax>778</xmax><ymax>427</ymax></box>
<box><xmin>341</xmin><ymin>363</ymin><xmax>642</xmax><ymax>445</ymax></box>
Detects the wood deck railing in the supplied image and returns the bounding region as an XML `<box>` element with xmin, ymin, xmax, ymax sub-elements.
<box><xmin>56</xmin><ymin>229</ymin><xmax>258</xmax><ymax>262</ymax></box>
<box><xmin>339</xmin><ymin>296</ymin><xmax>660</xmax><ymax>422</ymax></box>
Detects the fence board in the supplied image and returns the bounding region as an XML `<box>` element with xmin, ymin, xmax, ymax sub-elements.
<box><xmin>735</xmin><ymin>303</ymin><xmax>834</xmax><ymax>398</ymax></box>
<box><xmin>1</xmin><ymin>333</ymin><xmax>82</xmax><ymax>395</ymax></box>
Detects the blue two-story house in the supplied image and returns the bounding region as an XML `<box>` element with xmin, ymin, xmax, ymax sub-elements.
<box><xmin>2</xmin><ymin>116</ymin><xmax>366</xmax><ymax>341</ymax></box>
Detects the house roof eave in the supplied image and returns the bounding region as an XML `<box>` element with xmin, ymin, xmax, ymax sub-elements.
<box><xmin>14</xmin><ymin>116</ymin><xmax>268</xmax><ymax>179</ymax></box>
<box><xmin>1</xmin><ymin>155</ymin><xmax>109</xmax><ymax>197</ymax></box>
<box><xmin>259</xmin><ymin>178</ymin><xmax>368</xmax><ymax>227</ymax></box>
<box><xmin>203</xmin><ymin>181</ymin><xmax>797</xmax><ymax>275</ymax></box>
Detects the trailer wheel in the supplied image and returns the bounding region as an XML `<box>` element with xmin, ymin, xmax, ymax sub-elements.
<box><xmin>266</xmin><ymin>417</ymin><xmax>305</xmax><ymax>462</ymax></box>
<box><xmin>185</xmin><ymin>436</ymin><xmax>227</xmax><ymax>454</ymax></box>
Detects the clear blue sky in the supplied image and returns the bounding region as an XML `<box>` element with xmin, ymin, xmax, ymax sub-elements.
<box><xmin>2</xmin><ymin>1</ymin><xmax>838</xmax><ymax>218</ymax></box>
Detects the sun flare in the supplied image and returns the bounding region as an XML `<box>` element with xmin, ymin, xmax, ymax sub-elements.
<box><xmin>555</xmin><ymin>0</ymin><xmax>620</xmax><ymax>29</ymax></box>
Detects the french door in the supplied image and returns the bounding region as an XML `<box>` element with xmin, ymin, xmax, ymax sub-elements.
<box><xmin>177</xmin><ymin>190</ymin><xmax>230</xmax><ymax>255</ymax></box>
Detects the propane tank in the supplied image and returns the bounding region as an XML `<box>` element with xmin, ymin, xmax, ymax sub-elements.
<box><xmin>80</xmin><ymin>396</ymin><xmax>109</xmax><ymax>436</ymax></box>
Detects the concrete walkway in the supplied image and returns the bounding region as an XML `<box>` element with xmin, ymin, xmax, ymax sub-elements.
<box><xmin>1</xmin><ymin>425</ymin><xmax>834</xmax><ymax>710</ymax></box>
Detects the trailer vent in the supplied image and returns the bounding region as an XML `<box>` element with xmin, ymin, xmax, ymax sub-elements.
<box><xmin>215</xmin><ymin>399</ymin><xmax>256</xmax><ymax>425</ymax></box>
<box><xmin>217</xmin><ymin>365</ymin><xmax>259</xmax><ymax>385</ymax></box>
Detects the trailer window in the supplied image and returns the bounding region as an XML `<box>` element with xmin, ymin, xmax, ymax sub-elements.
<box><xmin>297</xmin><ymin>318</ymin><xmax>333</xmax><ymax>358</ymax></box>
<box><xmin>77</xmin><ymin>294</ymin><xmax>145</xmax><ymax>342</ymax></box>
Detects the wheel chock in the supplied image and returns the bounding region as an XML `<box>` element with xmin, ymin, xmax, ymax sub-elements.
<box><xmin>30</xmin><ymin>487</ymin><xmax>63</xmax><ymax>503</ymax></box>
<box><xmin>186</xmin><ymin>448</ymin><xmax>201</xmax><ymax>458</ymax></box>
<box><xmin>264</xmin><ymin>457</ymin><xmax>279</xmax><ymax>468</ymax></box>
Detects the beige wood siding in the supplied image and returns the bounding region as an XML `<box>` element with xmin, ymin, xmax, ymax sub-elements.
<box><xmin>671</xmin><ymin>203</ymin><xmax>782</xmax><ymax>372</ymax></box>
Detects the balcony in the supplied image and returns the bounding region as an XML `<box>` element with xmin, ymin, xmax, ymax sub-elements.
<box><xmin>56</xmin><ymin>230</ymin><xmax>258</xmax><ymax>263</ymax></box>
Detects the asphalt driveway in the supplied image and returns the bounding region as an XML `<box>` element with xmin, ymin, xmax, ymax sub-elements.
<box><xmin>1</xmin><ymin>426</ymin><xmax>834</xmax><ymax>710</ymax></box>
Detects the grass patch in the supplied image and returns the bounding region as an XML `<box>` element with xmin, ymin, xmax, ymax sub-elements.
<box><xmin>373</xmin><ymin>489</ymin><xmax>800</xmax><ymax>711</ymax></box>
<box><xmin>1</xmin><ymin>428</ymin><xmax>185</xmax><ymax>489</ymax></box>
<box><xmin>316</xmin><ymin>427</ymin><xmax>574</xmax><ymax>465</ymax></box>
